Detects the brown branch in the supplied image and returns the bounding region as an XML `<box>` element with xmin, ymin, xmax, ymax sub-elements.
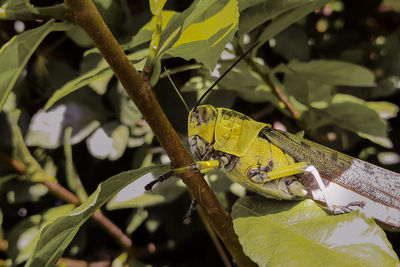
<box><xmin>235</xmin><ymin>44</ymin><xmax>301</xmax><ymax>120</ymax></box>
<box><xmin>0</xmin><ymin>152</ymin><xmax>25</xmax><ymax>174</ymax></box>
<box><xmin>63</xmin><ymin>0</ymin><xmax>255</xmax><ymax>266</ymax></box>
<box><xmin>0</xmin><ymin>238</ymin><xmax>8</xmax><ymax>251</ymax></box>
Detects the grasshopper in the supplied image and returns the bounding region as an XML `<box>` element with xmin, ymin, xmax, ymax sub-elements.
<box><xmin>147</xmin><ymin>43</ymin><xmax>400</xmax><ymax>230</ymax></box>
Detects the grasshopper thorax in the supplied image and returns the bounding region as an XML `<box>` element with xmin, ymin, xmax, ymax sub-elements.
<box><xmin>188</xmin><ymin>105</ymin><xmax>218</xmax><ymax>160</ymax></box>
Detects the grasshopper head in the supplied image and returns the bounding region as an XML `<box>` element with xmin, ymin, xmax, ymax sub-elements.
<box><xmin>188</xmin><ymin>105</ymin><xmax>218</xmax><ymax>159</ymax></box>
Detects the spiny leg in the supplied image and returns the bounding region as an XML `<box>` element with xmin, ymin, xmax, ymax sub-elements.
<box><xmin>247</xmin><ymin>162</ymin><xmax>365</xmax><ymax>213</ymax></box>
<box><xmin>145</xmin><ymin>160</ymin><xmax>221</xmax><ymax>191</ymax></box>
<box><xmin>183</xmin><ymin>199</ymin><xmax>198</xmax><ymax>224</ymax></box>
<box><xmin>145</xmin><ymin>171</ymin><xmax>175</xmax><ymax>191</ymax></box>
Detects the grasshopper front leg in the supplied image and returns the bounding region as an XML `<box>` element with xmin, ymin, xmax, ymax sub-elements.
<box><xmin>145</xmin><ymin>160</ymin><xmax>222</xmax><ymax>191</ymax></box>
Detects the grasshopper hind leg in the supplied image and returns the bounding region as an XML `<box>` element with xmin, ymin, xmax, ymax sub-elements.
<box><xmin>302</xmin><ymin>166</ymin><xmax>366</xmax><ymax>214</ymax></box>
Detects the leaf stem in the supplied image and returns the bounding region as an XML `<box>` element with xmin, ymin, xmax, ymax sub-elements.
<box><xmin>63</xmin><ymin>0</ymin><xmax>255</xmax><ymax>265</ymax></box>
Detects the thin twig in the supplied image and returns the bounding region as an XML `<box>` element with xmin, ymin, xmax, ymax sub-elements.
<box><xmin>197</xmin><ymin>206</ymin><xmax>233</xmax><ymax>267</ymax></box>
<box><xmin>0</xmin><ymin>238</ymin><xmax>8</xmax><ymax>251</ymax></box>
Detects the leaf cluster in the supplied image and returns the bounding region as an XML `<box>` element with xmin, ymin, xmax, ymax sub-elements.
<box><xmin>0</xmin><ymin>0</ymin><xmax>399</xmax><ymax>266</ymax></box>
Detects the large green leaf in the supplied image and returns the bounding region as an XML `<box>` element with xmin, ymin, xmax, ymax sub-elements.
<box><xmin>26</xmin><ymin>165</ymin><xmax>163</xmax><ymax>267</ymax></box>
<box><xmin>239</xmin><ymin>0</ymin><xmax>318</xmax><ymax>35</ymax></box>
<box><xmin>232</xmin><ymin>196</ymin><xmax>399</xmax><ymax>267</ymax></box>
<box><xmin>286</xmin><ymin>60</ymin><xmax>376</xmax><ymax>87</ymax></box>
<box><xmin>0</xmin><ymin>20</ymin><xmax>71</xmax><ymax>110</ymax></box>
<box><xmin>164</xmin><ymin>0</ymin><xmax>238</xmax><ymax>70</ymax></box>
<box><xmin>325</xmin><ymin>94</ymin><xmax>395</xmax><ymax>147</ymax></box>
<box><xmin>257</xmin><ymin>0</ymin><xmax>329</xmax><ymax>46</ymax></box>
<box><xmin>106</xmin><ymin>175</ymin><xmax>185</xmax><ymax>210</ymax></box>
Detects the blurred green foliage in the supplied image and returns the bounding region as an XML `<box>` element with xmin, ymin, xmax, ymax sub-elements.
<box><xmin>0</xmin><ymin>0</ymin><xmax>400</xmax><ymax>266</ymax></box>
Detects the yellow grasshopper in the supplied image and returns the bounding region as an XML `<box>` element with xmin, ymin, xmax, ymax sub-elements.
<box><xmin>147</xmin><ymin>43</ymin><xmax>400</xmax><ymax>230</ymax></box>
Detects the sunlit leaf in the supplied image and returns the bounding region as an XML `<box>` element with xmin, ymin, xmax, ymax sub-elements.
<box><xmin>232</xmin><ymin>196</ymin><xmax>400</xmax><ymax>267</ymax></box>
<box><xmin>164</xmin><ymin>0</ymin><xmax>239</xmax><ymax>70</ymax></box>
<box><xmin>106</xmin><ymin>173</ymin><xmax>185</xmax><ymax>210</ymax></box>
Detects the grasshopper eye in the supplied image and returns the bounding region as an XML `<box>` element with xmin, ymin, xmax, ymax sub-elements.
<box><xmin>198</xmin><ymin>107</ymin><xmax>211</xmax><ymax>122</ymax></box>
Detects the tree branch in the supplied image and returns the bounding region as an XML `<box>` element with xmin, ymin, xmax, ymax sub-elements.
<box><xmin>63</xmin><ymin>0</ymin><xmax>255</xmax><ymax>266</ymax></box>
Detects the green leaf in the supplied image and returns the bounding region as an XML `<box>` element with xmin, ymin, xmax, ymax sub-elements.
<box><xmin>64</xmin><ymin>127</ymin><xmax>88</xmax><ymax>202</ymax></box>
<box><xmin>271</xmin><ymin>26</ymin><xmax>310</xmax><ymax>61</ymax></box>
<box><xmin>7</xmin><ymin>205</ymin><xmax>75</xmax><ymax>264</ymax></box>
<box><xmin>237</xmin><ymin>0</ymin><xmax>266</xmax><ymax>11</ymax></box>
<box><xmin>239</xmin><ymin>0</ymin><xmax>318</xmax><ymax>35</ymax></box>
<box><xmin>257</xmin><ymin>0</ymin><xmax>330</xmax><ymax>46</ymax></box>
<box><xmin>0</xmin><ymin>20</ymin><xmax>71</xmax><ymax>110</ymax></box>
<box><xmin>106</xmin><ymin>174</ymin><xmax>185</xmax><ymax>210</ymax></box>
<box><xmin>158</xmin><ymin>0</ymin><xmax>239</xmax><ymax>70</ymax></box>
<box><xmin>0</xmin><ymin>0</ymin><xmax>37</xmax><ymax>20</ymax></box>
<box><xmin>286</xmin><ymin>60</ymin><xmax>376</xmax><ymax>87</ymax></box>
<box><xmin>125</xmin><ymin>208</ymin><xmax>148</xmax><ymax>234</ymax></box>
<box><xmin>3</xmin><ymin>181</ymin><xmax>48</xmax><ymax>204</ymax></box>
<box><xmin>284</xmin><ymin>73</ymin><xmax>333</xmax><ymax>108</ymax></box>
<box><xmin>26</xmin><ymin>89</ymin><xmax>105</xmax><ymax>149</ymax></box>
<box><xmin>7</xmin><ymin>110</ymin><xmax>57</xmax><ymax>182</ymax></box>
<box><xmin>150</xmin><ymin>0</ymin><xmax>167</xmax><ymax>15</ymax></box>
<box><xmin>232</xmin><ymin>196</ymin><xmax>400</xmax><ymax>267</ymax></box>
<box><xmin>86</xmin><ymin>122</ymin><xmax>129</xmax><ymax>160</ymax></box>
<box><xmin>44</xmin><ymin>49</ymin><xmax>147</xmax><ymax>110</ymax></box>
<box><xmin>165</xmin><ymin>0</ymin><xmax>239</xmax><ymax>69</ymax></box>
<box><xmin>108</xmin><ymin>81</ymin><xmax>142</xmax><ymax>127</ymax></box>
<box><xmin>327</xmin><ymin>94</ymin><xmax>388</xmax><ymax>136</ymax></box>
<box><xmin>26</xmin><ymin>166</ymin><xmax>163</xmax><ymax>267</ymax></box>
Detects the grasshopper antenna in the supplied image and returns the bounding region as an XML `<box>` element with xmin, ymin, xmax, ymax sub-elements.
<box><xmin>193</xmin><ymin>41</ymin><xmax>260</xmax><ymax>111</ymax></box>
<box><xmin>163</xmin><ymin>66</ymin><xmax>191</xmax><ymax>113</ymax></box>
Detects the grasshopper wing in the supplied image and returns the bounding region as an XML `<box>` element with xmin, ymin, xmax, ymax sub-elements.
<box><xmin>261</xmin><ymin>127</ymin><xmax>400</xmax><ymax>211</ymax></box>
